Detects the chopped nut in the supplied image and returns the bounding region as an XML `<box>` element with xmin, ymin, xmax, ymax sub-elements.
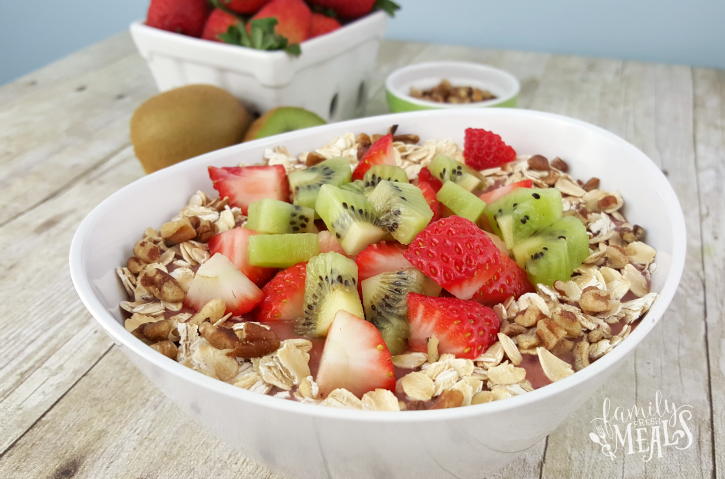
<box><xmin>573</xmin><ymin>339</ymin><xmax>590</xmax><ymax>371</ymax></box>
<box><xmin>427</xmin><ymin>335</ymin><xmax>440</xmax><ymax>363</ymax></box>
<box><xmin>501</xmin><ymin>320</ymin><xmax>527</xmax><ymax>336</ymax></box>
<box><xmin>605</xmin><ymin>245</ymin><xmax>629</xmax><ymax>269</ymax></box>
<box><xmin>188</xmin><ymin>298</ymin><xmax>226</xmax><ymax>325</ymax></box>
<box><xmin>516</xmin><ymin>329</ymin><xmax>541</xmax><ymax>350</ymax></box>
<box><xmin>126</xmin><ymin>257</ymin><xmax>147</xmax><ymax>274</ymax></box>
<box><xmin>392</xmin><ymin>134</ymin><xmax>420</xmax><ymax>144</ymax></box>
<box><xmin>199</xmin><ymin>322</ymin><xmax>239</xmax><ymax>350</ymax></box>
<box><xmin>536</xmin><ymin>319</ymin><xmax>567</xmax><ymax>349</ymax></box>
<box><xmin>552</xmin><ymin>310</ymin><xmax>582</xmax><ymax>338</ymax></box>
<box><xmin>161</xmin><ymin>217</ymin><xmax>197</xmax><ymax>244</ymax></box>
<box><xmin>362</xmin><ymin>389</ymin><xmax>400</xmax><ymax>411</ymax></box>
<box><xmin>151</xmin><ymin>340</ymin><xmax>178</xmax><ymax>359</ymax></box>
<box><xmin>306</xmin><ymin>151</ymin><xmax>326</xmax><ymax>167</ymax></box>
<box><xmin>141</xmin><ymin>318</ymin><xmax>179</xmax><ymax>342</ymax></box>
<box><xmin>583</xmin><ymin>177</ymin><xmax>600</xmax><ymax>192</ymax></box>
<box><xmin>550</xmin><ymin>338</ymin><xmax>575</xmax><ymax>356</ymax></box>
<box><xmin>579</xmin><ymin>288</ymin><xmax>612</xmax><ymax>314</ymax></box>
<box><xmin>514</xmin><ymin>305</ymin><xmax>546</xmax><ymax>327</ymax></box>
<box><xmin>401</xmin><ymin>372</ymin><xmax>435</xmax><ymax>401</ymax></box>
<box><xmin>537</xmin><ymin>347</ymin><xmax>574</xmax><ymax>382</ymax></box>
<box><xmin>232</xmin><ymin>323</ymin><xmax>281</xmax><ymax>358</ymax></box>
<box><xmin>429</xmin><ymin>389</ymin><xmax>464</xmax><ymax>409</ymax></box>
<box><xmin>392</xmin><ymin>352</ymin><xmax>428</xmax><ymax>369</ymax></box>
<box><xmin>527</xmin><ymin>155</ymin><xmax>550</xmax><ymax>171</ymax></box>
<box><xmin>125</xmin><ymin>313</ymin><xmax>160</xmax><ymax>332</ymax></box>
<box><xmin>551</xmin><ymin>157</ymin><xmax>569</xmax><ymax>172</ymax></box>
<box><xmin>497</xmin><ymin>333</ymin><xmax>522</xmax><ymax>366</ymax></box>
<box><xmin>133</xmin><ymin>239</ymin><xmax>160</xmax><ymax>263</ymax></box>
<box><xmin>542</xmin><ymin>170</ymin><xmax>561</xmax><ymax>186</ymax></box>
<box><xmin>140</xmin><ymin>267</ymin><xmax>185</xmax><ymax>303</ymax></box>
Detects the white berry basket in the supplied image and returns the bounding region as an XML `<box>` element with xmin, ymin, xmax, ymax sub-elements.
<box><xmin>129</xmin><ymin>11</ymin><xmax>387</xmax><ymax>122</ymax></box>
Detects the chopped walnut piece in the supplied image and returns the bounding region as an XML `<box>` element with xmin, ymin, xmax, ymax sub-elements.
<box><xmin>537</xmin><ymin>347</ymin><xmax>574</xmax><ymax>382</ymax></box>
<box><xmin>141</xmin><ymin>318</ymin><xmax>179</xmax><ymax>342</ymax></box>
<box><xmin>429</xmin><ymin>389</ymin><xmax>464</xmax><ymax>409</ymax></box>
<box><xmin>536</xmin><ymin>319</ymin><xmax>567</xmax><ymax>350</ymax></box>
<box><xmin>573</xmin><ymin>339</ymin><xmax>590</xmax><ymax>371</ymax></box>
<box><xmin>392</xmin><ymin>352</ymin><xmax>428</xmax><ymax>369</ymax></box>
<box><xmin>134</xmin><ymin>239</ymin><xmax>160</xmax><ymax>264</ymax></box>
<box><xmin>514</xmin><ymin>305</ymin><xmax>546</xmax><ymax>328</ymax></box>
<box><xmin>579</xmin><ymin>288</ymin><xmax>613</xmax><ymax>314</ymax></box>
<box><xmin>542</xmin><ymin>170</ymin><xmax>561</xmax><ymax>186</ymax></box>
<box><xmin>501</xmin><ymin>320</ymin><xmax>527</xmax><ymax>337</ymax></box>
<box><xmin>199</xmin><ymin>322</ymin><xmax>239</xmax><ymax>350</ymax></box>
<box><xmin>362</xmin><ymin>389</ymin><xmax>400</xmax><ymax>411</ymax></box>
<box><xmin>232</xmin><ymin>323</ymin><xmax>281</xmax><ymax>358</ymax></box>
<box><xmin>188</xmin><ymin>298</ymin><xmax>226</xmax><ymax>326</ymax></box>
<box><xmin>322</xmin><ymin>389</ymin><xmax>363</xmax><ymax>409</ymax></box>
<box><xmin>552</xmin><ymin>310</ymin><xmax>582</xmax><ymax>338</ymax></box>
<box><xmin>126</xmin><ymin>257</ymin><xmax>147</xmax><ymax>274</ymax></box>
<box><xmin>605</xmin><ymin>245</ymin><xmax>629</xmax><ymax>269</ymax></box>
<box><xmin>161</xmin><ymin>217</ymin><xmax>197</xmax><ymax>244</ymax></box>
<box><xmin>151</xmin><ymin>340</ymin><xmax>178</xmax><ymax>359</ymax></box>
<box><xmin>497</xmin><ymin>333</ymin><xmax>523</xmax><ymax>366</ymax></box>
<box><xmin>140</xmin><ymin>267</ymin><xmax>185</xmax><ymax>303</ymax></box>
<box><xmin>516</xmin><ymin>329</ymin><xmax>541</xmax><ymax>350</ymax></box>
<box><xmin>125</xmin><ymin>313</ymin><xmax>160</xmax><ymax>332</ymax></box>
<box><xmin>551</xmin><ymin>157</ymin><xmax>569</xmax><ymax>172</ymax></box>
<box><xmin>583</xmin><ymin>177</ymin><xmax>600</xmax><ymax>192</ymax></box>
<box><xmin>550</xmin><ymin>339</ymin><xmax>575</xmax><ymax>356</ymax></box>
<box><xmin>527</xmin><ymin>155</ymin><xmax>550</xmax><ymax>171</ymax></box>
<box><xmin>401</xmin><ymin>372</ymin><xmax>435</xmax><ymax>401</ymax></box>
<box><xmin>306</xmin><ymin>151</ymin><xmax>326</xmax><ymax>167</ymax></box>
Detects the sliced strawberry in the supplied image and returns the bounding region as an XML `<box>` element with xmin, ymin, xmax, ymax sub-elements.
<box><xmin>463</xmin><ymin>128</ymin><xmax>517</xmax><ymax>170</ymax></box>
<box><xmin>479</xmin><ymin>179</ymin><xmax>533</xmax><ymax>204</ymax></box>
<box><xmin>351</xmin><ymin>134</ymin><xmax>395</xmax><ymax>181</ymax></box>
<box><xmin>472</xmin><ymin>253</ymin><xmax>535</xmax><ymax>307</ymax></box>
<box><xmin>318</xmin><ymin>230</ymin><xmax>347</xmax><ymax>255</ymax></box>
<box><xmin>404</xmin><ymin>216</ymin><xmax>502</xmax><ymax>300</ymax></box>
<box><xmin>209</xmin><ymin>227</ymin><xmax>277</xmax><ymax>287</ymax></box>
<box><xmin>185</xmin><ymin>253</ymin><xmax>263</xmax><ymax>316</ymax></box>
<box><xmin>356</xmin><ymin>241</ymin><xmax>414</xmax><ymax>284</ymax></box>
<box><xmin>316</xmin><ymin>310</ymin><xmax>395</xmax><ymax>398</ymax></box>
<box><xmin>417</xmin><ymin>166</ymin><xmax>442</xmax><ymax>193</ymax></box>
<box><xmin>417</xmin><ymin>181</ymin><xmax>440</xmax><ymax>222</ymax></box>
<box><xmin>255</xmin><ymin>263</ymin><xmax>306</xmax><ymax>321</ymax></box>
<box><xmin>407</xmin><ymin>293</ymin><xmax>500</xmax><ymax>359</ymax></box>
<box><xmin>208</xmin><ymin>165</ymin><xmax>290</xmax><ymax>214</ymax></box>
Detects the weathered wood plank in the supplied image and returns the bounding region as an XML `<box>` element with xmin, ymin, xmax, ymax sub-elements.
<box><xmin>693</xmin><ymin>67</ymin><xmax>725</xmax><ymax>475</ymax></box>
<box><xmin>0</xmin><ymin>148</ymin><xmax>143</xmax><ymax>454</ymax></box>
<box><xmin>539</xmin><ymin>61</ymin><xmax>713</xmax><ymax>477</ymax></box>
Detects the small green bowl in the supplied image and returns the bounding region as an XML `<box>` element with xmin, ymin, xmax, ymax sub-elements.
<box><xmin>385</xmin><ymin>61</ymin><xmax>520</xmax><ymax>113</ymax></box>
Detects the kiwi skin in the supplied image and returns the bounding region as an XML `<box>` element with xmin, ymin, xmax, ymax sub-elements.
<box><xmin>130</xmin><ymin>85</ymin><xmax>252</xmax><ymax>174</ymax></box>
<box><xmin>244</xmin><ymin>107</ymin><xmax>326</xmax><ymax>142</ymax></box>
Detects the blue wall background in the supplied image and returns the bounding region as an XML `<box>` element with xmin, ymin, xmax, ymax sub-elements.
<box><xmin>1</xmin><ymin>0</ymin><xmax>724</xmax><ymax>85</ymax></box>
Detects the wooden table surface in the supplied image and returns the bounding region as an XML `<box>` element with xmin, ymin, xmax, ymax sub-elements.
<box><xmin>0</xmin><ymin>32</ymin><xmax>723</xmax><ymax>479</ymax></box>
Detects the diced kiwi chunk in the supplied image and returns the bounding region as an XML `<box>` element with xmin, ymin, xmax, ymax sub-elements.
<box><xmin>435</xmin><ymin>181</ymin><xmax>487</xmax><ymax>222</ymax></box>
<box><xmin>485</xmin><ymin>188</ymin><xmax>563</xmax><ymax>249</ymax></box>
<box><xmin>368</xmin><ymin>180</ymin><xmax>433</xmax><ymax>245</ymax></box>
<box><xmin>289</xmin><ymin>157</ymin><xmax>352</xmax><ymax>209</ymax></box>
<box><xmin>363</xmin><ymin>165</ymin><xmax>408</xmax><ymax>189</ymax></box>
<box><xmin>340</xmin><ymin>180</ymin><xmax>368</xmax><ymax>196</ymax></box>
<box><xmin>315</xmin><ymin>184</ymin><xmax>387</xmax><ymax>256</ymax></box>
<box><xmin>429</xmin><ymin>155</ymin><xmax>484</xmax><ymax>192</ymax></box>
<box><xmin>246</xmin><ymin>199</ymin><xmax>317</xmax><ymax>234</ymax></box>
<box><xmin>296</xmin><ymin>252</ymin><xmax>364</xmax><ymax>338</ymax></box>
<box><xmin>362</xmin><ymin>269</ymin><xmax>441</xmax><ymax>354</ymax></box>
<box><xmin>248</xmin><ymin>233</ymin><xmax>320</xmax><ymax>268</ymax></box>
<box><xmin>512</xmin><ymin>216</ymin><xmax>589</xmax><ymax>286</ymax></box>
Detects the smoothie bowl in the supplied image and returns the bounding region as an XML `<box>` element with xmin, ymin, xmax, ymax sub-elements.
<box><xmin>69</xmin><ymin>109</ymin><xmax>684</xmax><ymax>479</ymax></box>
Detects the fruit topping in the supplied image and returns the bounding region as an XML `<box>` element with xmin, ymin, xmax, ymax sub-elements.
<box><xmin>404</xmin><ymin>216</ymin><xmax>502</xmax><ymax>300</ymax></box>
<box><xmin>362</xmin><ymin>269</ymin><xmax>441</xmax><ymax>354</ymax></box>
<box><xmin>246</xmin><ymin>198</ymin><xmax>317</xmax><ymax>234</ymax></box>
<box><xmin>436</xmin><ymin>181</ymin><xmax>487</xmax><ymax>223</ymax></box>
<box><xmin>202</xmin><ymin>8</ymin><xmax>241</xmax><ymax>42</ymax></box>
<box><xmin>250</xmin><ymin>0</ymin><xmax>312</xmax><ymax>45</ymax></box>
<box><xmin>315</xmin><ymin>184</ymin><xmax>387</xmax><ymax>255</ymax></box>
<box><xmin>406</xmin><ymin>293</ymin><xmax>500</xmax><ymax>359</ymax></box>
<box><xmin>428</xmin><ymin>155</ymin><xmax>484</xmax><ymax>192</ymax></box>
<box><xmin>209</xmin><ymin>226</ymin><xmax>277</xmax><ymax>286</ymax></box>
<box><xmin>185</xmin><ymin>253</ymin><xmax>263</xmax><ymax>316</ymax></box>
<box><xmin>288</xmin><ymin>157</ymin><xmax>352</xmax><ymax>209</ymax></box>
<box><xmin>351</xmin><ymin>134</ymin><xmax>396</xmax><ymax>181</ymax></box>
<box><xmin>472</xmin><ymin>252</ymin><xmax>534</xmax><ymax>306</ymax></box>
<box><xmin>208</xmin><ymin>165</ymin><xmax>290</xmax><ymax>214</ymax></box>
<box><xmin>479</xmin><ymin>179</ymin><xmax>533</xmax><ymax>204</ymax></box>
<box><xmin>368</xmin><ymin>181</ymin><xmax>434</xmax><ymax>245</ymax></box>
<box><xmin>146</xmin><ymin>0</ymin><xmax>211</xmax><ymax>38</ymax></box>
<box><xmin>316</xmin><ymin>310</ymin><xmax>395</xmax><ymax>398</ymax></box>
<box><xmin>416</xmin><ymin>180</ymin><xmax>440</xmax><ymax>221</ymax></box>
<box><xmin>309</xmin><ymin>12</ymin><xmax>342</xmax><ymax>38</ymax></box>
<box><xmin>363</xmin><ymin>165</ymin><xmax>409</xmax><ymax>188</ymax></box>
<box><xmin>463</xmin><ymin>128</ymin><xmax>516</xmax><ymax>170</ymax></box>
<box><xmin>484</xmin><ymin>187</ymin><xmax>563</xmax><ymax>249</ymax></box>
<box><xmin>417</xmin><ymin>166</ymin><xmax>443</xmax><ymax>192</ymax></box>
<box><xmin>511</xmin><ymin>216</ymin><xmax>589</xmax><ymax>286</ymax></box>
<box><xmin>296</xmin><ymin>252</ymin><xmax>364</xmax><ymax>338</ymax></box>
<box><xmin>318</xmin><ymin>230</ymin><xmax>347</xmax><ymax>254</ymax></box>
<box><xmin>340</xmin><ymin>180</ymin><xmax>369</xmax><ymax>196</ymax></box>
<box><xmin>247</xmin><ymin>233</ymin><xmax>320</xmax><ymax>268</ymax></box>
<box><xmin>255</xmin><ymin>262</ymin><xmax>307</xmax><ymax>321</ymax></box>
<box><xmin>355</xmin><ymin>241</ymin><xmax>413</xmax><ymax>284</ymax></box>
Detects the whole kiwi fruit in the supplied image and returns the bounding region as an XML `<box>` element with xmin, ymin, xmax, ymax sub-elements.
<box><xmin>130</xmin><ymin>84</ymin><xmax>252</xmax><ymax>173</ymax></box>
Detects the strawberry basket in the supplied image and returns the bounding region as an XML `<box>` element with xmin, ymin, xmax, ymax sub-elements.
<box><xmin>130</xmin><ymin>11</ymin><xmax>387</xmax><ymax>122</ymax></box>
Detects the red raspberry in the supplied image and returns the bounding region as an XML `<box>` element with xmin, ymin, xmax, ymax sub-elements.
<box><xmin>463</xmin><ymin>128</ymin><xmax>516</xmax><ymax>170</ymax></box>
<box><xmin>403</xmin><ymin>216</ymin><xmax>502</xmax><ymax>300</ymax></box>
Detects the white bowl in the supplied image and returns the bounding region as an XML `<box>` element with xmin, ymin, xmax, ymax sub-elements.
<box><xmin>129</xmin><ymin>12</ymin><xmax>387</xmax><ymax>122</ymax></box>
<box><xmin>69</xmin><ymin>109</ymin><xmax>685</xmax><ymax>479</ymax></box>
<box><xmin>386</xmin><ymin>61</ymin><xmax>520</xmax><ymax>112</ymax></box>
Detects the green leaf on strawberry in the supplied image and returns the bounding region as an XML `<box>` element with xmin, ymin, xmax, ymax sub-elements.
<box><xmin>375</xmin><ymin>0</ymin><xmax>401</xmax><ymax>17</ymax></box>
<box><xmin>219</xmin><ymin>17</ymin><xmax>301</xmax><ymax>57</ymax></box>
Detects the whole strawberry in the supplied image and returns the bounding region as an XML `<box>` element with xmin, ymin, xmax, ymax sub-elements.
<box><xmin>146</xmin><ymin>0</ymin><xmax>211</xmax><ymax>38</ymax></box>
<box><xmin>224</xmin><ymin>0</ymin><xmax>272</xmax><ymax>14</ymax></box>
<box><xmin>251</xmin><ymin>0</ymin><xmax>312</xmax><ymax>45</ymax></box>
<box><xmin>309</xmin><ymin>13</ymin><xmax>342</xmax><ymax>38</ymax></box>
<box><xmin>404</xmin><ymin>216</ymin><xmax>502</xmax><ymax>300</ymax></box>
<box><xmin>202</xmin><ymin>9</ymin><xmax>242</xmax><ymax>42</ymax></box>
<box><xmin>307</xmin><ymin>0</ymin><xmax>375</xmax><ymax>19</ymax></box>
<box><xmin>463</xmin><ymin>128</ymin><xmax>517</xmax><ymax>170</ymax></box>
